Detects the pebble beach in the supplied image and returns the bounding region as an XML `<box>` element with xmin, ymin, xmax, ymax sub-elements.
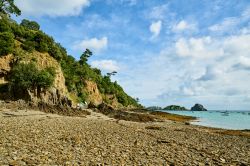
<box><xmin>0</xmin><ymin>108</ymin><xmax>249</xmax><ymax>165</ymax></box>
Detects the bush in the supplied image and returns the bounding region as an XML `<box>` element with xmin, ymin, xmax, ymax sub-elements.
<box><xmin>20</xmin><ymin>19</ymin><xmax>40</xmax><ymax>31</ymax></box>
<box><xmin>0</xmin><ymin>32</ymin><xmax>14</xmax><ymax>56</ymax></box>
<box><xmin>34</xmin><ymin>32</ymin><xmax>53</xmax><ymax>52</ymax></box>
<box><xmin>21</xmin><ymin>40</ymin><xmax>36</xmax><ymax>52</ymax></box>
<box><xmin>0</xmin><ymin>17</ymin><xmax>11</xmax><ymax>32</ymax></box>
<box><xmin>9</xmin><ymin>62</ymin><xmax>56</xmax><ymax>91</ymax></box>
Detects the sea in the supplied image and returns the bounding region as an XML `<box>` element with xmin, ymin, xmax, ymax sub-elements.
<box><xmin>162</xmin><ymin>110</ymin><xmax>250</xmax><ymax>130</ymax></box>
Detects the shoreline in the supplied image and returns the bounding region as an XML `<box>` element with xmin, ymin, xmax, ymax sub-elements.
<box><xmin>0</xmin><ymin>106</ymin><xmax>249</xmax><ymax>165</ymax></box>
<box><xmin>161</xmin><ymin>109</ymin><xmax>250</xmax><ymax>131</ymax></box>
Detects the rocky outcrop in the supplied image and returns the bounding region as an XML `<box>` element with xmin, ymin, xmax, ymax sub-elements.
<box><xmin>191</xmin><ymin>104</ymin><xmax>207</xmax><ymax>111</ymax></box>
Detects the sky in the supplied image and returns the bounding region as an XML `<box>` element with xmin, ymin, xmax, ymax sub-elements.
<box><xmin>13</xmin><ymin>0</ymin><xmax>250</xmax><ymax>110</ymax></box>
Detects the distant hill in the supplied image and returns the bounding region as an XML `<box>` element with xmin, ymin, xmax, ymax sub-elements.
<box><xmin>163</xmin><ymin>105</ymin><xmax>188</xmax><ymax>111</ymax></box>
<box><xmin>146</xmin><ymin>106</ymin><xmax>162</xmax><ymax>111</ymax></box>
<box><xmin>0</xmin><ymin>13</ymin><xmax>141</xmax><ymax>108</ymax></box>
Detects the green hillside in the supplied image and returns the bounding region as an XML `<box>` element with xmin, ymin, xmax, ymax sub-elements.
<box><xmin>0</xmin><ymin>4</ymin><xmax>141</xmax><ymax>108</ymax></box>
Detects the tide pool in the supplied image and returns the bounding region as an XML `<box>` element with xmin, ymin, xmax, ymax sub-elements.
<box><xmin>163</xmin><ymin>110</ymin><xmax>250</xmax><ymax>130</ymax></box>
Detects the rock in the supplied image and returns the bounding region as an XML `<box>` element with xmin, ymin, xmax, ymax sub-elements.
<box><xmin>191</xmin><ymin>104</ymin><xmax>207</xmax><ymax>111</ymax></box>
<box><xmin>220</xmin><ymin>158</ymin><xmax>226</xmax><ymax>163</ymax></box>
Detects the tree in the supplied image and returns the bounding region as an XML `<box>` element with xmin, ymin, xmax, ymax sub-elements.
<box><xmin>0</xmin><ymin>16</ymin><xmax>11</xmax><ymax>32</ymax></box>
<box><xmin>79</xmin><ymin>49</ymin><xmax>92</xmax><ymax>65</ymax></box>
<box><xmin>107</xmin><ymin>71</ymin><xmax>117</xmax><ymax>77</ymax></box>
<box><xmin>34</xmin><ymin>31</ymin><xmax>53</xmax><ymax>53</ymax></box>
<box><xmin>9</xmin><ymin>62</ymin><xmax>38</xmax><ymax>90</ymax></box>
<box><xmin>20</xmin><ymin>19</ymin><xmax>40</xmax><ymax>31</ymax></box>
<box><xmin>0</xmin><ymin>0</ymin><xmax>21</xmax><ymax>16</ymax></box>
<box><xmin>0</xmin><ymin>32</ymin><xmax>14</xmax><ymax>56</ymax></box>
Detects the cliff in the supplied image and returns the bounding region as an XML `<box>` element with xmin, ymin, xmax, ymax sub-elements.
<box><xmin>0</xmin><ymin>16</ymin><xmax>140</xmax><ymax>109</ymax></box>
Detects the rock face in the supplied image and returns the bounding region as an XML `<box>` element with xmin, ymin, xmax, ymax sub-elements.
<box><xmin>0</xmin><ymin>54</ymin><xmax>13</xmax><ymax>84</ymax></box>
<box><xmin>84</xmin><ymin>80</ymin><xmax>103</xmax><ymax>106</ymax></box>
<box><xmin>0</xmin><ymin>52</ymin><xmax>73</xmax><ymax>107</ymax></box>
<box><xmin>191</xmin><ymin>104</ymin><xmax>207</xmax><ymax>111</ymax></box>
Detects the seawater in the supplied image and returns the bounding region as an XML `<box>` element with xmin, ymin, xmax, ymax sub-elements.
<box><xmin>163</xmin><ymin>110</ymin><xmax>250</xmax><ymax>130</ymax></box>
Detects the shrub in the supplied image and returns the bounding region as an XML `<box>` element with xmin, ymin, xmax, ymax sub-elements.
<box><xmin>20</xmin><ymin>19</ymin><xmax>40</xmax><ymax>31</ymax></box>
<box><xmin>9</xmin><ymin>62</ymin><xmax>56</xmax><ymax>91</ymax></box>
<box><xmin>0</xmin><ymin>32</ymin><xmax>14</xmax><ymax>56</ymax></box>
<box><xmin>21</xmin><ymin>40</ymin><xmax>36</xmax><ymax>52</ymax></box>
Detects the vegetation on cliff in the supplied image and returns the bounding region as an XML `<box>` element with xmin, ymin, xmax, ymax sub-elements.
<box><xmin>0</xmin><ymin>3</ymin><xmax>141</xmax><ymax>108</ymax></box>
<box><xmin>9</xmin><ymin>62</ymin><xmax>55</xmax><ymax>96</ymax></box>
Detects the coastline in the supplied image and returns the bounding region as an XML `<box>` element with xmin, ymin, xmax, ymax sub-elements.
<box><xmin>0</xmin><ymin>106</ymin><xmax>249</xmax><ymax>165</ymax></box>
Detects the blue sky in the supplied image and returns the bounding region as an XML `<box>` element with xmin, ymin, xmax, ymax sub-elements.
<box><xmin>14</xmin><ymin>0</ymin><xmax>250</xmax><ymax>110</ymax></box>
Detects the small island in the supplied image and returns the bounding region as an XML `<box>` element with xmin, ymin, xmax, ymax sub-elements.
<box><xmin>163</xmin><ymin>105</ymin><xmax>188</xmax><ymax>111</ymax></box>
<box><xmin>191</xmin><ymin>104</ymin><xmax>207</xmax><ymax>111</ymax></box>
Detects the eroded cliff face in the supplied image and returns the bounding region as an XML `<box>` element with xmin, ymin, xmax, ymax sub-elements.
<box><xmin>83</xmin><ymin>80</ymin><xmax>122</xmax><ymax>108</ymax></box>
<box><xmin>0</xmin><ymin>54</ymin><xmax>13</xmax><ymax>84</ymax></box>
<box><xmin>84</xmin><ymin>80</ymin><xmax>103</xmax><ymax>106</ymax></box>
<box><xmin>0</xmin><ymin>52</ymin><xmax>72</xmax><ymax>106</ymax></box>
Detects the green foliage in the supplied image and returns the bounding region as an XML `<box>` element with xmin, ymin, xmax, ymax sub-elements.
<box><xmin>0</xmin><ymin>16</ymin><xmax>11</xmax><ymax>32</ymax></box>
<box><xmin>9</xmin><ymin>62</ymin><xmax>38</xmax><ymax>90</ymax></box>
<box><xmin>60</xmin><ymin>48</ymin><xmax>140</xmax><ymax>107</ymax></box>
<box><xmin>163</xmin><ymin>105</ymin><xmax>188</xmax><ymax>111</ymax></box>
<box><xmin>20</xmin><ymin>19</ymin><xmax>40</xmax><ymax>31</ymax></box>
<box><xmin>36</xmin><ymin>70</ymin><xmax>54</xmax><ymax>88</ymax></box>
<box><xmin>0</xmin><ymin>0</ymin><xmax>21</xmax><ymax>16</ymax></box>
<box><xmin>0</xmin><ymin>31</ymin><xmax>14</xmax><ymax>56</ymax></box>
<box><xmin>9</xmin><ymin>62</ymin><xmax>55</xmax><ymax>91</ymax></box>
<box><xmin>79</xmin><ymin>49</ymin><xmax>92</xmax><ymax>65</ymax></box>
<box><xmin>21</xmin><ymin>40</ymin><xmax>36</xmax><ymax>52</ymax></box>
<box><xmin>0</xmin><ymin>16</ymin><xmax>140</xmax><ymax>107</ymax></box>
<box><xmin>34</xmin><ymin>31</ymin><xmax>52</xmax><ymax>52</ymax></box>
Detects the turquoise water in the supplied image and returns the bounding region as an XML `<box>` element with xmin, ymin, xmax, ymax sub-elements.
<box><xmin>163</xmin><ymin>110</ymin><xmax>250</xmax><ymax>130</ymax></box>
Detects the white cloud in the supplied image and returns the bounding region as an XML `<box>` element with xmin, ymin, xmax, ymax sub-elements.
<box><xmin>16</xmin><ymin>0</ymin><xmax>90</xmax><ymax>17</ymax></box>
<box><xmin>148</xmin><ymin>4</ymin><xmax>169</xmax><ymax>20</ymax></box>
<box><xmin>198</xmin><ymin>66</ymin><xmax>224</xmax><ymax>81</ymax></box>
<box><xmin>175</xmin><ymin>36</ymin><xmax>224</xmax><ymax>58</ymax></box>
<box><xmin>209</xmin><ymin>17</ymin><xmax>238</xmax><ymax>32</ymax></box>
<box><xmin>118</xmin><ymin>32</ymin><xmax>250</xmax><ymax>109</ymax></box>
<box><xmin>172</xmin><ymin>20</ymin><xmax>196</xmax><ymax>32</ymax></box>
<box><xmin>91</xmin><ymin>60</ymin><xmax>120</xmax><ymax>72</ymax></box>
<box><xmin>73</xmin><ymin>37</ymin><xmax>108</xmax><ymax>53</ymax></box>
<box><xmin>149</xmin><ymin>20</ymin><xmax>162</xmax><ymax>38</ymax></box>
<box><xmin>209</xmin><ymin>7</ymin><xmax>250</xmax><ymax>33</ymax></box>
<box><xmin>232</xmin><ymin>56</ymin><xmax>250</xmax><ymax>71</ymax></box>
<box><xmin>224</xmin><ymin>34</ymin><xmax>250</xmax><ymax>56</ymax></box>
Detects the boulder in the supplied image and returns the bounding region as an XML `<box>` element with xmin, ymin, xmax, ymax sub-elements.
<box><xmin>191</xmin><ymin>104</ymin><xmax>207</xmax><ymax>111</ymax></box>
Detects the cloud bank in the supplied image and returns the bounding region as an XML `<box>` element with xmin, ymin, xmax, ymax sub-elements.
<box><xmin>16</xmin><ymin>0</ymin><xmax>90</xmax><ymax>17</ymax></box>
